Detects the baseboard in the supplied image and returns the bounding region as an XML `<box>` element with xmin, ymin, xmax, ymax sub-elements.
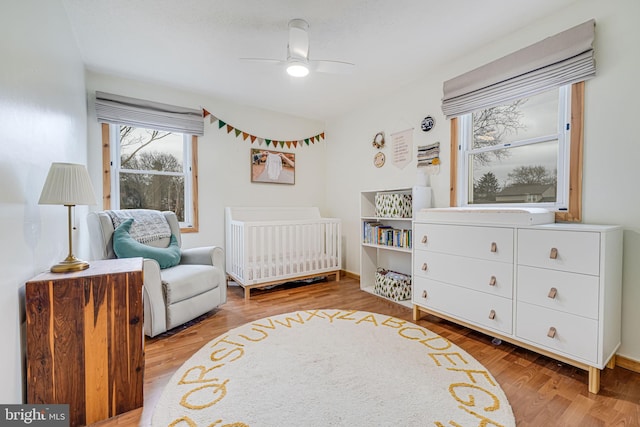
<box><xmin>616</xmin><ymin>355</ymin><xmax>640</xmax><ymax>373</ymax></box>
<box><xmin>341</xmin><ymin>270</ymin><xmax>359</xmax><ymax>281</ymax></box>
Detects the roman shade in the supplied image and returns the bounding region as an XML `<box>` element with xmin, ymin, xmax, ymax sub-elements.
<box><xmin>95</xmin><ymin>91</ymin><xmax>204</xmax><ymax>136</ymax></box>
<box><xmin>441</xmin><ymin>19</ymin><xmax>595</xmax><ymax>119</ymax></box>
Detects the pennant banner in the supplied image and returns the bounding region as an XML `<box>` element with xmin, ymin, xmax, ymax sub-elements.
<box><xmin>203</xmin><ymin>109</ymin><xmax>325</xmax><ymax>148</ymax></box>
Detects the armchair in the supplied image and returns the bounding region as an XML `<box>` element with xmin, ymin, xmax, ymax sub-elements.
<box><xmin>87</xmin><ymin>209</ymin><xmax>226</xmax><ymax>337</ymax></box>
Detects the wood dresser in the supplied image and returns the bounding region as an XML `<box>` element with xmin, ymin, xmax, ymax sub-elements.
<box><xmin>412</xmin><ymin>209</ymin><xmax>622</xmax><ymax>394</ymax></box>
<box><xmin>25</xmin><ymin>257</ymin><xmax>144</xmax><ymax>426</ymax></box>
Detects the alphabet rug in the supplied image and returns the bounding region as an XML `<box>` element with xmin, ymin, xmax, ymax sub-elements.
<box><xmin>152</xmin><ymin>309</ymin><xmax>515</xmax><ymax>426</ymax></box>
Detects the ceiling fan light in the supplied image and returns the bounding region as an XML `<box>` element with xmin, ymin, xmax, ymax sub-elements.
<box><xmin>286</xmin><ymin>63</ymin><xmax>309</xmax><ymax>77</ymax></box>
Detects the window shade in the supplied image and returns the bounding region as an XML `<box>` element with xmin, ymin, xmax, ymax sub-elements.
<box><xmin>442</xmin><ymin>19</ymin><xmax>595</xmax><ymax>119</ymax></box>
<box><xmin>95</xmin><ymin>92</ymin><xmax>204</xmax><ymax>136</ymax></box>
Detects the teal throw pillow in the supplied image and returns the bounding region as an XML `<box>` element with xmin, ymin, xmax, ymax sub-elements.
<box><xmin>113</xmin><ymin>218</ymin><xmax>181</xmax><ymax>269</ymax></box>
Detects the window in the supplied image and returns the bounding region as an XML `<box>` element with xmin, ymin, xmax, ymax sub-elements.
<box><xmin>102</xmin><ymin>123</ymin><xmax>199</xmax><ymax>232</ymax></box>
<box><xmin>451</xmin><ymin>82</ymin><xmax>584</xmax><ymax>222</ymax></box>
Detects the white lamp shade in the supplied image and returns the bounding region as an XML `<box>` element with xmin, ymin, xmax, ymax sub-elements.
<box><xmin>39</xmin><ymin>162</ymin><xmax>97</xmax><ymax>206</ymax></box>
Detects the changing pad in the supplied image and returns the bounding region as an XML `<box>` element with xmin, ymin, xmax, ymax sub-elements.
<box><xmin>415</xmin><ymin>207</ymin><xmax>555</xmax><ymax>226</ymax></box>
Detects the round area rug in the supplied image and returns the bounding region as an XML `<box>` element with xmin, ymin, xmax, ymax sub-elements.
<box><xmin>152</xmin><ymin>310</ymin><xmax>515</xmax><ymax>427</ymax></box>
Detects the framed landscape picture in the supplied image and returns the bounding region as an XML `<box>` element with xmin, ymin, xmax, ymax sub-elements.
<box><xmin>251</xmin><ymin>149</ymin><xmax>295</xmax><ymax>185</ymax></box>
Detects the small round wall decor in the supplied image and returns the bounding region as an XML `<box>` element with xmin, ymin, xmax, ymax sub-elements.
<box><xmin>372</xmin><ymin>131</ymin><xmax>385</xmax><ymax>149</ymax></box>
<box><xmin>421</xmin><ymin>116</ymin><xmax>435</xmax><ymax>132</ymax></box>
<box><xmin>374</xmin><ymin>152</ymin><xmax>386</xmax><ymax>168</ymax></box>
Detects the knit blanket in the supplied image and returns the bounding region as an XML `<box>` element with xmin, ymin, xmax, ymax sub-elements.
<box><xmin>106</xmin><ymin>209</ymin><xmax>172</xmax><ymax>244</ymax></box>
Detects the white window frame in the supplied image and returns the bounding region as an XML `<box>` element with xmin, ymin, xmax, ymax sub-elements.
<box><xmin>108</xmin><ymin>123</ymin><xmax>196</xmax><ymax>230</ymax></box>
<box><xmin>456</xmin><ymin>85</ymin><xmax>572</xmax><ymax>211</ymax></box>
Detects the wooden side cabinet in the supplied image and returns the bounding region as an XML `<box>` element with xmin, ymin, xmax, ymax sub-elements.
<box><xmin>25</xmin><ymin>258</ymin><xmax>144</xmax><ymax>427</ymax></box>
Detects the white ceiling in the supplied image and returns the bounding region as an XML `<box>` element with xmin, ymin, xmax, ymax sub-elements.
<box><xmin>62</xmin><ymin>0</ymin><xmax>579</xmax><ymax>121</ymax></box>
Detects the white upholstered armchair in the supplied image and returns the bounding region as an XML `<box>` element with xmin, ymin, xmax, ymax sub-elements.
<box><xmin>87</xmin><ymin>209</ymin><xmax>226</xmax><ymax>337</ymax></box>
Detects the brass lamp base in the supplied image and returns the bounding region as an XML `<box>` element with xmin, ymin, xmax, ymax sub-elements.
<box><xmin>50</xmin><ymin>256</ymin><xmax>90</xmax><ymax>273</ymax></box>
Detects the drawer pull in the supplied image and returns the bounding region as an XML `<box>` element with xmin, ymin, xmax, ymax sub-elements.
<box><xmin>550</xmin><ymin>247</ymin><xmax>558</xmax><ymax>259</ymax></box>
<box><xmin>421</xmin><ymin>263</ymin><xmax>428</xmax><ymax>271</ymax></box>
<box><xmin>490</xmin><ymin>242</ymin><xmax>497</xmax><ymax>253</ymax></box>
<box><xmin>421</xmin><ymin>235</ymin><xmax>428</xmax><ymax>244</ymax></box>
<box><xmin>548</xmin><ymin>287</ymin><xmax>558</xmax><ymax>299</ymax></box>
<box><xmin>489</xmin><ymin>276</ymin><xmax>497</xmax><ymax>286</ymax></box>
<box><xmin>547</xmin><ymin>327</ymin><xmax>557</xmax><ymax>338</ymax></box>
<box><xmin>422</xmin><ymin>290</ymin><xmax>428</xmax><ymax>299</ymax></box>
<box><xmin>488</xmin><ymin>309</ymin><xmax>496</xmax><ymax>320</ymax></box>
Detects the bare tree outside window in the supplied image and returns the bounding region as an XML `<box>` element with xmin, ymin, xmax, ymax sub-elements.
<box><xmin>118</xmin><ymin>126</ymin><xmax>187</xmax><ymax>220</ymax></box>
<box><xmin>467</xmin><ymin>88</ymin><xmax>562</xmax><ymax>205</ymax></box>
<box><xmin>472</xmin><ymin>99</ymin><xmax>527</xmax><ymax>166</ymax></box>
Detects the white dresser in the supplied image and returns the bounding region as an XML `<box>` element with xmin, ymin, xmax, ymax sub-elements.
<box><xmin>412</xmin><ymin>208</ymin><xmax>623</xmax><ymax>393</ymax></box>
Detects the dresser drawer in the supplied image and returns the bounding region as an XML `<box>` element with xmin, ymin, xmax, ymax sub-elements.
<box><xmin>517</xmin><ymin>266</ymin><xmax>599</xmax><ymax>319</ymax></box>
<box><xmin>518</xmin><ymin>229</ymin><xmax>600</xmax><ymax>275</ymax></box>
<box><xmin>516</xmin><ymin>302</ymin><xmax>598</xmax><ymax>363</ymax></box>
<box><xmin>413</xmin><ymin>278</ymin><xmax>512</xmax><ymax>334</ymax></box>
<box><xmin>414</xmin><ymin>223</ymin><xmax>514</xmax><ymax>262</ymax></box>
<box><xmin>414</xmin><ymin>250</ymin><xmax>513</xmax><ymax>298</ymax></box>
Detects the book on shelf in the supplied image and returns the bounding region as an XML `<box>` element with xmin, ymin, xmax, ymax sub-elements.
<box><xmin>362</xmin><ymin>221</ymin><xmax>412</xmax><ymax>249</ymax></box>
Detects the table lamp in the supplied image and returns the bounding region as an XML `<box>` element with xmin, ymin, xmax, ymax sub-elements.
<box><xmin>38</xmin><ymin>162</ymin><xmax>97</xmax><ymax>273</ymax></box>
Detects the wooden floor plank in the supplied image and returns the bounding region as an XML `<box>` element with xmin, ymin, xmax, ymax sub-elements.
<box><xmin>91</xmin><ymin>278</ymin><xmax>640</xmax><ymax>427</ymax></box>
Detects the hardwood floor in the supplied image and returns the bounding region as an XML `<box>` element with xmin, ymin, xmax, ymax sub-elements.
<box><xmin>93</xmin><ymin>278</ymin><xmax>640</xmax><ymax>427</ymax></box>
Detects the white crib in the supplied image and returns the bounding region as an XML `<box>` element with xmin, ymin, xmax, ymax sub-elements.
<box><xmin>225</xmin><ymin>207</ymin><xmax>342</xmax><ymax>299</ymax></box>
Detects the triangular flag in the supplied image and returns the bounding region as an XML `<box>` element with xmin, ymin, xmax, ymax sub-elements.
<box><xmin>226</xmin><ymin>124</ymin><xmax>234</xmax><ymax>133</ymax></box>
<box><xmin>258</xmin><ymin>138</ymin><xmax>264</xmax><ymax>145</ymax></box>
<box><xmin>265</xmin><ymin>139</ymin><xmax>271</xmax><ymax>146</ymax></box>
<box><xmin>251</xmin><ymin>135</ymin><xmax>257</xmax><ymax>143</ymax></box>
<box><xmin>242</xmin><ymin>132</ymin><xmax>250</xmax><ymax>141</ymax></box>
<box><xmin>293</xmin><ymin>141</ymin><xmax>298</xmax><ymax>148</ymax></box>
<box><xmin>202</xmin><ymin>108</ymin><xmax>210</xmax><ymax>118</ymax></box>
<box><xmin>209</xmin><ymin>115</ymin><xmax>216</xmax><ymax>124</ymax></box>
<box><xmin>305</xmin><ymin>138</ymin><xmax>310</xmax><ymax>145</ymax></box>
<box><xmin>286</xmin><ymin>141</ymin><xmax>291</xmax><ymax>149</ymax></box>
<box><xmin>279</xmin><ymin>141</ymin><xmax>285</xmax><ymax>148</ymax></box>
<box><xmin>234</xmin><ymin>129</ymin><xmax>242</xmax><ymax>137</ymax></box>
<box><xmin>320</xmin><ymin>132</ymin><xmax>325</xmax><ymax>140</ymax></box>
<box><xmin>218</xmin><ymin>120</ymin><xmax>226</xmax><ymax>129</ymax></box>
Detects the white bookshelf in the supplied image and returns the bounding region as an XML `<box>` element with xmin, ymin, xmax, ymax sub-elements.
<box><xmin>359</xmin><ymin>186</ymin><xmax>431</xmax><ymax>307</ymax></box>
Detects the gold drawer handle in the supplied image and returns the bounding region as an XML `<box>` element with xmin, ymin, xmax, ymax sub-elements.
<box><xmin>488</xmin><ymin>309</ymin><xmax>496</xmax><ymax>320</ymax></box>
<box><xmin>421</xmin><ymin>235</ymin><xmax>428</xmax><ymax>244</ymax></box>
<box><xmin>547</xmin><ymin>327</ymin><xmax>557</xmax><ymax>338</ymax></box>
<box><xmin>550</xmin><ymin>247</ymin><xmax>558</xmax><ymax>259</ymax></box>
<box><xmin>490</xmin><ymin>242</ymin><xmax>497</xmax><ymax>253</ymax></box>
<box><xmin>489</xmin><ymin>276</ymin><xmax>497</xmax><ymax>286</ymax></box>
<box><xmin>548</xmin><ymin>287</ymin><xmax>558</xmax><ymax>299</ymax></box>
<box><xmin>422</xmin><ymin>290</ymin><xmax>428</xmax><ymax>299</ymax></box>
<box><xmin>421</xmin><ymin>263</ymin><xmax>428</xmax><ymax>271</ymax></box>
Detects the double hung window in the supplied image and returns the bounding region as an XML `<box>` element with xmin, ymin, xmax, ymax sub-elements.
<box><xmin>443</xmin><ymin>20</ymin><xmax>594</xmax><ymax>222</ymax></box>
<box><xmin>95</xmin><ymin>92</ymin><xmax>203</xmax><ymax>232</ymax></box>
<box><xmin>457</xmin><ymin>85</ymin><xmax>570</xmax><ymax>210</ymax></box>
<box><xmin>107</xmin><ymin>124</ymin><xmax>197</xmax><ymax>229</ymax></box>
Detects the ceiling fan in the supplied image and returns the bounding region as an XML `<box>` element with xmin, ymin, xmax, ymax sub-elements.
<box><xmin>241</xmin><ymin>19</ymin><xmax>355</xmax><ymax>77</ymax></box>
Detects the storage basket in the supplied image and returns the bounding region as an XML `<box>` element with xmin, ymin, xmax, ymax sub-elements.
<box><xmin>375</xmin><ymin>192</ymin><xmax>412</xmax><ymax>218</ymax></box>
<box><xmin>374</xmin><ymin>268</ymin><xmax>412</xmax><ymax>301</ymax></box>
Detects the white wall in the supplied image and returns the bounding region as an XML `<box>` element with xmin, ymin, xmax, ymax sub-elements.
<box><xmin>85</xmin><ymin>72</ymin><xmax>328</xmax><ymax>249</ymax></box>
<box><xmin>0</xmin><ymin>0</ymin><xmax>88</xmax><ymax>402</ymax></box>
<box><xmin>325</xmin><ymin>0</ymin><xmax>640</xmax><ymax>361</ymax></box>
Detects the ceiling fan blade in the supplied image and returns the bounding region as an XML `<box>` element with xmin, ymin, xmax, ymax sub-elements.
<box><xmin>288</xmin><ymin>19</ymin><xmax>309</xmax><ymax>59</ymax></box>
<box><xmin>313</xmin><ymin>59</ymin><xmax>355</xmax><ymax>75</ymax></box>
<box><xmin>239</xmin><ymin>57</ymin><xmax>284</xmax><ymax>65</ymax></box>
